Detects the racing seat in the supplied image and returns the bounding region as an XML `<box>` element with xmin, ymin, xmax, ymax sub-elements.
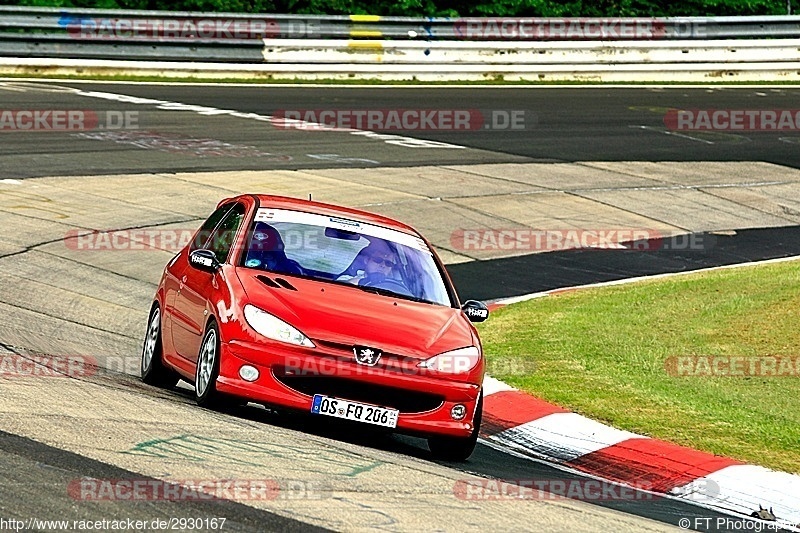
<box><xmin>255</xmin><ymin>251</ymin><xmax>304</xmax><ymax>275</ymax></box>
<box><xmin>245</xmin><ymin>223</ymin><xmax>304</xmax><ymax>275</ymax></box>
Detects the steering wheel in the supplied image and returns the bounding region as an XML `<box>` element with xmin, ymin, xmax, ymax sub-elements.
<box><xmin>360</xmin><ymin>273</ymin><xmax>414</xmax><ymax>297</ymax></box>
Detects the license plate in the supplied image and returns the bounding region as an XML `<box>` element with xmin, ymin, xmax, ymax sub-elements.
<box><xmin>311</xmin><ymin>394</ymin><xmax>398</xmax><ymax>428</ymax></box>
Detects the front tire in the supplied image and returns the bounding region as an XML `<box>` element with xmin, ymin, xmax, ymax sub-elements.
<box><xmin>195</xmin><ymin>320</ymin><xmax>227</xmax><ymax>408</ymax></box>
<box><xmin>428</xmin><ymin>390</ymin><xmax>483</xmax><ymax>462</ymax></box>
<box><xmin>141</xmin><ymin>303</ymin><xmax>179</xmax><ymax>388</ymax></box>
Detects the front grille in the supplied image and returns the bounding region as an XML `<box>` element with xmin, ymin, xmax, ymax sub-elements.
<box><xmin>273</xmin><ymin>373</ymin><xmax>444</xmax><ymax>414</ymax></box>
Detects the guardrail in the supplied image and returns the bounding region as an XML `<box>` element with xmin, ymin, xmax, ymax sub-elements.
<box><xmin>3</xmin><ymin>5</ymin><xmax>800</xmax><ymax>44</ymax></box>
<box><xmin>2</xmin><ymin>54</ymin><xmax>798</xmax><ymax>82</ymax></box>
<box><xmin>262</xmin><ymin>39</ymin><xmax>800</xmax><ymax>65</ymax></box>
<box><xmin>1</xmin><ymin>6</ymin><xmax>800</xmax><ymax>82</ymax></box>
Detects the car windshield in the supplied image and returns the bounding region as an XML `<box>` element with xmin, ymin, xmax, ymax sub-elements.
<box><xmin>240</xmin><ymin>208</ymin><xmax>453</xmax><ymax>307</ymax></box>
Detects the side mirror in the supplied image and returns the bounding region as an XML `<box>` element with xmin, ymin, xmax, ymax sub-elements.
<box><xmin>461</xmin><ymin>300</ymin><xmax>489</xmax><ymax>323</ymax></box>
<box><xmin>188</xmin><ymin>249</ymin><xmax>221</xmax><ymax>273</ymax></box>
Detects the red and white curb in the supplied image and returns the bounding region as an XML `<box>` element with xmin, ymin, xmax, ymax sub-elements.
<box><xmin>478</xmin><ymin>377</ymin><xmax>800</xmax><ymax>529</ymax></box>
<box><xmin>478</xmin><ymin>256</ymin><xmax>800</xmax><ymax>529</ymax></box>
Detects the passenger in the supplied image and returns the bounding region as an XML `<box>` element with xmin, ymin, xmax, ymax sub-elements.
<box><xmin>245</xmin><ymin>223</ymin><xmax>303</xmax><ymax>274</ymax></box>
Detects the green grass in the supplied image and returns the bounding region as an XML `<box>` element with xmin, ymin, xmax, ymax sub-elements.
<box><xmin>477</xmin><ymin>260</ymin><xmax>800</xmax><ymax>474</ymax></box>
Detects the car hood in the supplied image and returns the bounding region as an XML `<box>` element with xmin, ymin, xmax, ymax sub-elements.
<box><xmin>236</xmin><ymin>270</ymin><xmax>475</xmax><ymax>359</ymax></box>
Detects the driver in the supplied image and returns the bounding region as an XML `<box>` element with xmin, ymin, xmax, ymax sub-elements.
<box><xmin>338</xmin><ymin>241</ymin><xmax>397</xmax><ymax>285</ymax></box>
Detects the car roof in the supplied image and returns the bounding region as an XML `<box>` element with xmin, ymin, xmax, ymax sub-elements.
<box><xmin>231</xmin><ymin>194</ymin><xmax>420</xmax><ymax>236</ymax></box>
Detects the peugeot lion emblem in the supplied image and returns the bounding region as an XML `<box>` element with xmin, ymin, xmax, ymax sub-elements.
<box><xmin>353</xmin><ymin>346</ymin><xmax>382</xmax><ymax>366</ymax></box>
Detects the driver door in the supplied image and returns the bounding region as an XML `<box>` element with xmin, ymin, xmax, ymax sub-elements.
<box><xmin>170</xmin><ymin>203</ymin><xmax>245</xmax><ymax>361</ymax></box>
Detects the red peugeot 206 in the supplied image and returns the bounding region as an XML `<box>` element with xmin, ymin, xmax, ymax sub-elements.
<box><xmin>141</xmin><ymin>194</ymin><xmax>489</xmax><ymax>461</ymax></box>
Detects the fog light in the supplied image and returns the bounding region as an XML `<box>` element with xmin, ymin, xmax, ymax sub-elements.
<box><xmin>451</xmin><ymin>404</ymin><xmax>467</xmax><ymax>421</ymax></box>
<box><xmin>239</xmin><ymin>365</ymin><xmax>259</xmax><ymax>382</ymax></box>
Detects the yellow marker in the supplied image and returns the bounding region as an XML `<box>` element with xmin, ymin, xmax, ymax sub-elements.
<box><xmin>350</xmin><ymin>14</ymin><xmax>381</xmax><ymax>22</ymax></box>
<box><xmin>348</xmin><ymin>41</ymin><xmax>383</xmax><ymax>51</ymax></box>
<box><xmin>350</xmin><ymin>30</ymin><xmax>382</xmax><ymax>38</ymax></box>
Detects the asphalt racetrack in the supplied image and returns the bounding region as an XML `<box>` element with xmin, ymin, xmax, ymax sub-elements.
<box><xmin>0</xmin><ymin>80</ymin><xmax>798</xmax><ymax>532</ymax></box>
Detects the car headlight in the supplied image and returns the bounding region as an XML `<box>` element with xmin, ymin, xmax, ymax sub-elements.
<box><xmin>418</xmin><ymin>346</ymin><xmax>481</xmax><ymax>373</ymax></box>
<box><xmin>244</xmin><ymin>304</ymin><xmax>315</xmax><ymax>348</ymax></box>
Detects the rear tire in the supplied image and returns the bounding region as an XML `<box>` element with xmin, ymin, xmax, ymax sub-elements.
<box><xmin>428</xmin><ymin>390</ymin><xmax>483</xmax><ymax>462</ymax></box>
<box><xmin>141</xmin><ymin>303</ymin><xmax>179</xmax><ymax>388</ymax></box>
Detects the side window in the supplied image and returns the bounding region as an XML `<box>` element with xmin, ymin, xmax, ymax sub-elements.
<box><xmin>207</xmin><ymin>203</ymin><xmax>246</xmax><ymax>263</ymax></box>
<box><xmin>191</xmin><ymin>204</ymin><xmax>232</xmax><ymax>252</ymax></box>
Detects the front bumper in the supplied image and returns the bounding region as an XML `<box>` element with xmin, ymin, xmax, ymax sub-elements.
<box><xmin>215</xmin><ymin>339</ymin><xmax>482</xmax><ymax>438</ymax></box>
